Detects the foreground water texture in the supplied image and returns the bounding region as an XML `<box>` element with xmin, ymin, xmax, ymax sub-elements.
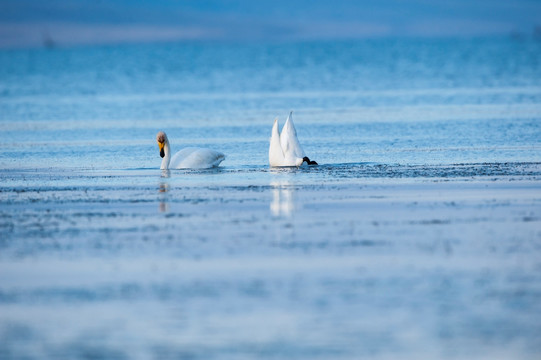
<box><xmin>1</xmin><ymin>38</ymin><xmax>541</xmax><ymax>359</ymax></box>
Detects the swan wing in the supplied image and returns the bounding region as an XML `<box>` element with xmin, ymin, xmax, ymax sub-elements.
<box><xmin>279</xmin><ymin>113</ymin><xmax>291</xmax><ymax>154</ymax></box>
<box><xmin>280</xmin><ymin>111</ymin><xmax>306</xmax><ymax>159</ymax></box>
<box><xmin>269</xmin><ymin>118</ymin><xmax>286</xmax><ymax>167</ymax></box>
<box><xmin>170</xmin><ymin>147</ymin><xmax>225</xmax><ymax>169</ymax></box>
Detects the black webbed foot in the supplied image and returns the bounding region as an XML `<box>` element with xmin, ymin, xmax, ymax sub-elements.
<box><xmin>302</xmin><ymin>156</ymin><xmax>318</xmax><ymax>166</ymax></box>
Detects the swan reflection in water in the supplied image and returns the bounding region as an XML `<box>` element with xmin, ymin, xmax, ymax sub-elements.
<box><xmin>270</xmin><ymin>181</ymin><xmax>296</xmax><ymax>217</ymax></box>
<box><xmin>159</xmin><ymin>170</ymin><xmax>170</xmax><ymax>213</ymax></box>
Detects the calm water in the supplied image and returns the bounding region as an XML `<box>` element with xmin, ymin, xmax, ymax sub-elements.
<box><xmin>1</xmin><ymin>37</ymin><xmax>541</xmax><ymax>169</ymax></box>
<box><xmin>1</xmin><ymin>38</ymin><xmax>541</xmax><ymax>359</ymax></box>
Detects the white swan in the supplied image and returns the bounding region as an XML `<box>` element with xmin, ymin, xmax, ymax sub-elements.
<box><xmin>269</xmin><ymin>111</ymin><xmax>317</xmax><ymax>167</ymax></box>
<box><xmin>156</xmin><ymin>131</ymin><xmax>225</xmax><ymax>169</ymax></box>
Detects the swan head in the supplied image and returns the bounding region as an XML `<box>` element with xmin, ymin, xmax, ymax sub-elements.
<box><xmin>156</xmin><ymin>131</ymin><xmax>168</xmax><ymax>158</ymax></box>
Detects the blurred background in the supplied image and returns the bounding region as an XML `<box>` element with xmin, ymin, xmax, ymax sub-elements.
<box><xmin>1</xmin><ymin>0</ymin><xmax>541</xmax><ymax>48</ymax></box>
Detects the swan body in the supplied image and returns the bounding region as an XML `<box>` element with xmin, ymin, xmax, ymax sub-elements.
<box><xmin>269</xmin><ymin>111</ymin><xmax>317</xmax><ymax>167</ymax></box>
<box><xmin>156</xmin><ymin>131</ymin><xmax>225</xmax><ymax>169</ymax></box>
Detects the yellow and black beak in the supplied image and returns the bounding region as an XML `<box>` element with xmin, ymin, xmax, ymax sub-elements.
<box><xmin>158</xmin><ymin>142</ymin><xmax>165</xmax><ymax>158</ymax></box>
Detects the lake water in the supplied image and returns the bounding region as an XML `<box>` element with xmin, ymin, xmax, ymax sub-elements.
<box><xmin>1</xmin><ymin>38</ymin><xmax>541</xmax><ymax>359</ymax></box>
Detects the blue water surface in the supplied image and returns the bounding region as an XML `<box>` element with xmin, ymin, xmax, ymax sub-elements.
<box><xmin>1</xmin><ymin>38</ymin><xmax>541</xmax><ymax>360</ymax></box>
<box><xmin>1</xmin><ymin>37</ymin><xmax>540</xmax><ymax>170</ymax></box>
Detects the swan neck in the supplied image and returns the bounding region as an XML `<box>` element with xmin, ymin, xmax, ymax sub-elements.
<box><xmin>161</xmin><ymin>140</ymin><xmax>171</xmax><ymax>170</ymax></box>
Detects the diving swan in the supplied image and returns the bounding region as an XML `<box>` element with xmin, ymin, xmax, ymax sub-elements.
<box><xmin>156</xmin><ymin>131</ymin><xmax>225</xmax><ymax>169</ymax></box>
<box><xmin>269</xmin><ymin>111</ymin><xmax>317</xmax><ymax>167</ymax></box>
